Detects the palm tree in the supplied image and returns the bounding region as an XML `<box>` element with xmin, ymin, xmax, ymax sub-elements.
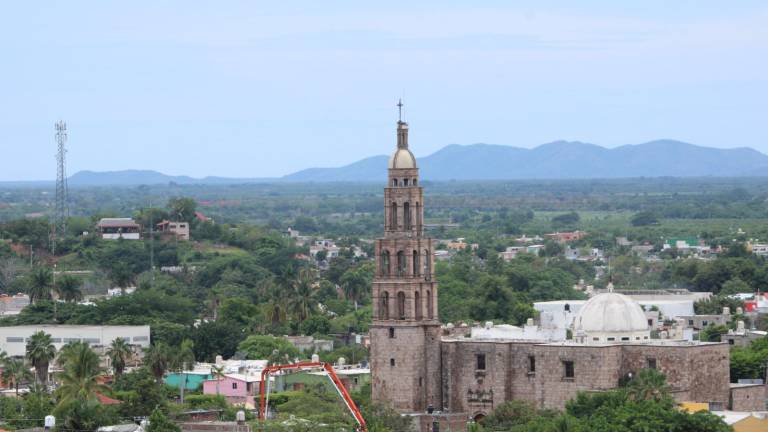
<box><xmin>1</xmin><ymin>357</ymin><xmax>33</xmax><ymax>396</ymax></box>
<box><xmin>56</xmin><ymin>342</ymin><xmax>107</xmax><ymax>404</ymax></box>
<box><xmin>106</xmin><ymin>337</ymin><xmax>132</xmax><ymax>377</ymax></box>
<box><xmin>288</xmin><ymin>268</ymin><xmax>317</xmax><ymax>322</ymax></box>
<box><xmin>210</xmin><ymin>364</ymin><xmax>225</xmax><ymax>396</ymax></box>
<box><xmin>26</xmin><ymin>331</ymin><xmax>57</xmax><ymax>387</ymax></box>
<box><xmin>144</xmin><ymin>343</ymin><xmax>170</xmax><ymax>383</ymax></box>
<box><xmin>626</xmin><ymin>368</ymin><xmax>671</xmax><ymax>402</ymax></box>
<box><xmin>55</xmin><ymin>274</ymin><xmax>83</xmax><ymax>302</ymax></box>
<box><xmin>26</xmin><ymin>266</ymin><xmax>53</xmax><ymax>304</ymax></box>
<box><xmin>174</xmin><ymin>339</ymin><xmax>196</xmax><ymax>404</ymax></box>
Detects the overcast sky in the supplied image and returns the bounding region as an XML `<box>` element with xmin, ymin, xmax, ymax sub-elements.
<box><xmin>1</xmin><ymin>1</ymin><xmax>767</xmax><ymax>180</ymax></box>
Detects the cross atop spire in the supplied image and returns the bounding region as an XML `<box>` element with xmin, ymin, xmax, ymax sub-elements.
<box><xmin>397</xmin><ymin>99</ymin><xmax>403</xmax><ymax>122</ymax></box>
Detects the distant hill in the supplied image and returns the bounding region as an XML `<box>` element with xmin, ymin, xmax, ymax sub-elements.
<box><xmin>67</xmin><ymin>170</ymin><xmax>273</xmax><ymax>186</ymax></box>
<box><xmin>8</xmin><ymin>140</ymin><xmax>766</xmax><ymax>187</ymax></box>
<box><xmin>283</xmin><ymin>140</ymin><xmax>768</xmax><ymax>181</ymax></box>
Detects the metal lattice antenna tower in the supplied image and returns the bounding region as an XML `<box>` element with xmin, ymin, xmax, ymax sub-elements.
<box><xmin>54</xmin><ymin>121</ymin><xmax>69</xmax><ymax>241</ymax></box>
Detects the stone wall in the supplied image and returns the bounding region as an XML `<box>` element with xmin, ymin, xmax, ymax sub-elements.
<box><xmin>730</xmin><ymin>384</ymin><xmax>766</xmax><ymax>411</ymax></box>
<box><xmin>441</xmin><ymin>340</ymin><xmax>731</xmax><ymax>415</ymax></box>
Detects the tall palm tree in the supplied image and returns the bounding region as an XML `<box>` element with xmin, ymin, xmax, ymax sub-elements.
<box><xmin>288</xmin><ymin>268</ymin><xmax>317</xmax><ymax>322</ymax></box>
<box><xmin>1</xmin><ymin>357</ymin><xmax>33</xmax><ymax>396</ymax></box>
<box><xmin>106</xmin><ymin>337</ymin><xmax>132</xmax><ymax>377</ymax></box>
<box><xmin>56</xmin><ymin>342</ymin><xmax>107</xmax><ymax>404</ymax></box>
<box><xmin>210</xmin><ymin>364</ymin><xmax>225</xmax><ymax>396</ymax></box>
<box><xmin>26</xmin><ymin>331</ymin><xmax>57</xmax><ymax>387</ymax></box>
<box><xmin>144</xmin><ymin>343</ymin><xmax>170</xmax><ymax>383</ymax></box>
<box><xmin>174</xmin><ymin>339</ymin><xmax>196</xmax><ymax>404</ymax></box>
<box><xmin>27</xmin><ymin>266</ymin><xmax>53</xmax><ymax>304</ymax></box>
<box><xmin>54</xmin><ymin>274</ymin><xmax>83</xmax><ymax>303</ymax></box>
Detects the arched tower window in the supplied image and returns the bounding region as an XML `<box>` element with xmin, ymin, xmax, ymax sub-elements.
<box><xmin>390</xmin><ymin>202</ymin><xmax>397</xmax><ymax>229</ymax></box>
<box><xmin>413</xmin><ymin>179</ymin><xmax>418</xmax><ymax>186</ymax></box>
<box><xmin>412</xmin><ymin>250</ymin><xmax>419</xmax><ymax>276</ymax></box>
<box><xmin>403</xmin><ymin>178</ymin><xmax>409</xmax><ymax>186</ymax></box>
<box><xmin>397</xmin><ymin>292</ymin><xmax>406</xmax><ymax>319</ymax></box>
<box><xmin>424</xmin><ymin>249</ymin><xmax>432</xmax><ymax>280</ymax></box>
<box><xmin>392</xmin><ymin>179</ymin><xmax>398</xmax><ymax>187</ymax></box>
<box><xmin>415</xmin><ymin>291</ymin><xmax>422</xmax><ymax>320</ymax></box>
<box><xmin>403</xmin><ymin>202</ymin><xmax>411</xmax><ymax>230</ymax></box>
<box><xmin>427</xmin><ymin>290</ymin><xmax>433</xmax><ymax>319</ymax></box>
<box><xmin>396</xmin><ymin>251</ymin><xmax>406</xmax><ymax>276</ymax></box>
<box><xmin>415</xmin><ymin>202</ymin><xmax>421</xmax><ymax>231</ymax></box>
<box><xmin>381</xmin><ymin>250</ymin><xmax>390</xmax><ymax>276</ymax></box>
<box><xmin>381</xmin><ymin>291</ymin><xmax>390</xmax><ymax>319</ymax></box>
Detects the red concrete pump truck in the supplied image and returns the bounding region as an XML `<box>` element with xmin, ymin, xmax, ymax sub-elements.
<box><xmin>258</xmin><ymin>361</ymin><xmax>367</xmax><ymax>432</ymax></box>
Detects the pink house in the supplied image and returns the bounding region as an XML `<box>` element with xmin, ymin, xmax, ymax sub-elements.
<box><xmin>202</xmin><ymin>374</ymin><xmax>262</xmax><ymax>408</ymax></box>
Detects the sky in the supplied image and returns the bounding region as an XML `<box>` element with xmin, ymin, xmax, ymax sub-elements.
<box><xmin>1</xmin><ymin>1</ymin><xmax>767</xmax><ymax>181</ymax></box>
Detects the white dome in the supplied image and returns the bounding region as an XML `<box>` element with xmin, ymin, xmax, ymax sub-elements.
<box><xmin>575</xmin><ymin>292</ymin><xmax>648</xmax><ymax>334</ymax></box>
<box><xmin>388</xmin><ymin>148</ymin><xmax>417</xmax><ymax>169</ymax></box>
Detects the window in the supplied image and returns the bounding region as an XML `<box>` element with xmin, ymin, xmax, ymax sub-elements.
<box><xmin>607</xmin><ymin>337</ymin><xmax>615</xmax><ymax>341</ymax></box>
<box><xmin>392</xmin><ymin>179</ymin><xmax>398</xmax><ymax>187</ymax></box>
<box><xmin>403</xmin><ymin>202</ymin><xmax>411</xmax><ymax>230</ymax></box>
<box><xmin>419</xmin><ymin>377</ymin><xmax>423</xmax><ymax>387</ymax></box>
<box><xmin>390</xmin><ymin>202</ymin><xmax>397</xmax><ymax>229</ymax></box>
<box><xmin>414</xmin><ymin>291</ymin><xmax>422</xmax><ymax>320</ymax></box>
<box><xmin>528</xmin><ymin>356</ymin><xmax>536</xmax><ymax>373</ymax></box>
<box><xmin>381</xmin><ymin>250</ymin><xmax>390</xmax><ymax>276</ymax></box>
<box><xmin>592</xmin><ymin>337</ymin><xmax>600</xmax><ymax>341</ymax></box>
<box><xmin>397</xmin><ymin>292</ymin><xmax>406</xmax><ymax>319</ymax></box>
<box><xmin>382</xmin><ymin>291</ymin><xmax>390</xmax><ymax>319</ymax></box>
<box><xmin>688</xmin><ymin>320</ymin><xmax>694</xmax><ymax>326</ymax></box>
<box><xmin>427</xmin><ymin>290</ymin><xmax>433</xmax><ymax>319</ymax></box>
<box><xmin>702</xmin><ymin>320</ymin><xmax>708</xmax><ymax>327</ymax></box>
<box><xmin>403</xmin><ymin>178</ymin><xmax>409</xmax><ymax>186</ymax></box>
<box><xmin>134</xmin><ymin>336</ymin><xmax>149</xmax><ymax>342</ymax></box>
<box><xmin>389</xmin><ymin>327</ymin><xmax>395</xmax><ymax>338</ymax></box>
<box><xmin>6</xmin><ymin>337</ymin><xmax>23</xmax><ymax>343</ymax></box>
<box><xmin>563</xmin><ymin>361</ymin><xmax>575</xmax><ymax>379</ymax></box>
<box><xmin>413</xmin><ymin>179</ymin><xmax>418</xmax><ymax>186</ymax></box>
<box><xmin>390</xmin><ymin>358</ymin><xmax>396</xmax><ymax>367</ymax></box>
<box><xmin>621</xmin><ymin>337</ymin><xmax>630</xmax><ymax>341</ymax></box>
<box><xmin>647</xmin><ymin>319</ymin><xmax>653</xmax><ymax>326</ymax></box>
<box><xmin>232</xmin><ymin>382</ymin><xmax>238</xmax><ymax>389</ymax></box>
<box><xmin>728</xmin><ymin>339</ymin><xmax>735</xmax><ymax>345</ymax></box>
<box><xmin>424</xmin><ymin>249</ymin><xmax>431</xmax><ymax>279</ymax></box>
<box><xmin>396</xmin><ymin>251</ymin><xmax>406</xmax><ymax>276</ymax></box>
<box><xmin>564</xmin><ymin>303</ymin><xmax>570</xmax><ymax>312</ymax></box>
<box><xmin>647</xmin><ymin>358</ymin><xmax>657</xmax><ymax>369</ymax></box>
<box><xmin>413</xmin><ymin>250</ymin><xmax>420</xmax><ymax>276</ymax></box>
<box><xmin>476</xmin><ymin>354</ymin><xmax>486</xmax><ymax>370</ymax></box>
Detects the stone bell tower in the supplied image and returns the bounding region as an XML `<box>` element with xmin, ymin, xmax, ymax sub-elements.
<box><xmin>370</xmin><ymin>101</ymin><xmax>442</xmax><ymax>413</ymax></box>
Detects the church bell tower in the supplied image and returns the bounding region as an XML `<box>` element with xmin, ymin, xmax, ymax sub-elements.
<box><xmin>370</xmin><ymin>101</ymin><xmax>442</xmax><ymax>412</ymax></box>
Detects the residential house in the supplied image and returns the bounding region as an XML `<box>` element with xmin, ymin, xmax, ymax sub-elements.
<box><xmin>544</xmin><ymin>231</ymin><xmax>587</xmax><ymax>243</ymax></box>
<box><xmin>202</xmin><ymin>373</ymin><xmax>262</xmax><ymax>408</ymax></box>
<box><xmin>156</xmin><ymin>220</ymin><xmax>190</xmax><ymax>241</ymax></box>
<box><xmin>97</xmin><ymin>218</ymin><xmax>141</xmax><ymax>240</ymax></box>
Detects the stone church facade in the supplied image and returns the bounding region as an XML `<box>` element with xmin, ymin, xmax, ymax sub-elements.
<box><xmin>370</xmin><ymin>115</ymin><xmax>731</xmax><ymax>431</ymax></box>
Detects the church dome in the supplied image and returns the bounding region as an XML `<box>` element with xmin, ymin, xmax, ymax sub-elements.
<box><xmin>574</xmin><ymin>292</ymin><xmax>649</xmax><ymax>342</ymax></box>
<box><xmin>388</xmin><ymin>148</ymin><xmax>417</xmax><ymax>169</ymax></box>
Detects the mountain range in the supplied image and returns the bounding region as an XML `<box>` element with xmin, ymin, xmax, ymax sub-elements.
<box><xmin>283</xmin><ymin>139</ymin><xmax>768</xmax><ymax>182</ymax></box>
<box><xmin>7</xmin><ymin>140</ymin><xmax>768</xmax><ymax>186</ymax></box>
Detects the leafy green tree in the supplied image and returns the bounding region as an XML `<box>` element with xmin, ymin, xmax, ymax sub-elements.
<box><xmin>631</xmin><ymin>211</ymin><xmax>660</xmax><ymax>226</ymax></box>
<box><xmin>55</xmin><ymin>274</ymin><xmax>84</xmax><ymax>302</ymax></box>
<box><xmin>168</xmin><ymin>197</ymin><xmax>197</xmax><ymax>223</ymax></box>
<box><xmin>26</xmin><ymin>266</ymin><xmax>52</xmax><ymax>304</ymax></box>
<box><xmin>288</xmin><ymin>268</ymin><xmax>318</xmax><ymax>322</ymax></box>
<box><xmin>26</xmin><ymin>330</ymin><xmax>56</xmax><ymax>386</ymax></box>
<box><xmin>147</xmin><ymin>406</ymin><xmax>181</xmax><ymax>432</ymax></box>
<box><xmin>340</xmin><ymin>263</ymin><xmax>373</xmax><ymax>305</ymax></box>
<box><xmin>238</xmin><ymin>335</ymin><xmax>300</xmax><ymax>364</ymax></box>
<box><xmin>191</xmin><ymin>320</ymin><xmax>246</xmax><ymax>362</ymax></box>
<box><xmin>107</xmin><ymin>337</ymin><xmax>132</xmax><ymax>377</ymax></box>
<box><xmin>624</xmin><ymin>369</ymin><xmax>671</xmax><ymax>402</ymax></box>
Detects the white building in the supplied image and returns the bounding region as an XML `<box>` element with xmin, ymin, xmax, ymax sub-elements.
<box><xmin>309</xmin><ymin>239</ymin><xmax>341</xmax><ymax>260</ymax></box>
<box><xmin>0</xmin><ymin>325</ymin><xmax>150</xmax><ymax>357</ymax></box>
<box><xmin>470</xmin><ymin>319</ymin><xmax>566</xmax><ymax>342</ymax></box>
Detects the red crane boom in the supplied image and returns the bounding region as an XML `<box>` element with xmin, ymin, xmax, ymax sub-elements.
<box><xmin>258</xmin><ymin>361</ymin><xmax>367</xmax><ymax>431</ymax></box>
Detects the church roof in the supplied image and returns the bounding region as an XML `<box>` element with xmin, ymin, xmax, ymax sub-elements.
<box><xmin>574</xmin><ymin>292</ymin><xmax>649</xmax><ymax>334</ymax></box>
<box><xmin>388</xmin><ymin>148</ymin><xmax>417</xmax><ymax>169</ymax></box>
